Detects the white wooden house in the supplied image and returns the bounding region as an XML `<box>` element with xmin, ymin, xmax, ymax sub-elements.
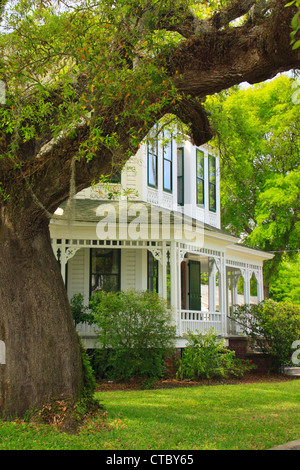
<box><xmin>50</xmin><ymin>134</ymin><xmax>273</xmax><ymax>348</ymax></box>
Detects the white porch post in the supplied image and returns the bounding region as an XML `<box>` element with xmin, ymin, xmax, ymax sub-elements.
<box><xmin>257</xmin><ymin>267</ymin><xmax>264</xmax><ymax>301</ymax></box>
<box><xmin>244</xmin><ymin>265</ymin><xmax>251</xmax><ymax>305</ymax></box>
<box><xmin>161</xmin><ymin>242</ymin><xmax>168</xmax><ymax>300</ymax></box>
<box><xmin>176</xmin><ymin>244</ymin><xmax>183</xmax><ymax>337</ymax></box>
<box><xmin>52</xmin><ymin>239</ymin><xmax>81</xmax><ymax>286</ymax></box>
<box><xmin>231</xmin><ymin>270</ymin><xmax>239</xmax><ymax>310</ymax></box>
<box><xmin>208</xmin><ymin>258</ymin><xmax>216</xmax><ymax>312</ymax></box>
<box><xmin>220</xmin><ymin>253</ymin><xmax>227</xmax><ymax>336</ymax></box>
<box><xmin>170</xmin><ymin>241</ymin><xmax>179</xmax><ymax>335</ymax></box>
<box><xmin>52</xmin><ymin>239</ymin><xmax>67</xmax><ymax>284</ymax></box>
<box><xmin>60</xmin><ymin>240</ymin><xmax>67</xmax><ymax>284</ymax></box>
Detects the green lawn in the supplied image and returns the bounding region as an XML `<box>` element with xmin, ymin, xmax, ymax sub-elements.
<box><xmin>0</xmin><ymin>379</ymin><xmax>300</xmax><ymax>450</ymax></box>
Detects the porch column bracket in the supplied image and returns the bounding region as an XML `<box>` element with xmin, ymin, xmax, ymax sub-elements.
<box><xmin>65</xmin><ymin>246</ymin><xmax>81</xmax><ymax>262</ymax></box>
<box><xmin>240</xmin><ymin>267</ymin><xmax>246</xmax><ymax>280</ymax></box>
<box><xmin>147</xmin><ymin>247</ymin><xmax>163</xmax><ymax>265</ymax></box>
<box><xmin>178</xmin><ymin>249</ymin><xmax>187</xmax><ymax>263</ymax></box>
<box><xmin>214</xmin><ymin>257</ymin><xmax>221</xmax><ymax>273</ymax></box>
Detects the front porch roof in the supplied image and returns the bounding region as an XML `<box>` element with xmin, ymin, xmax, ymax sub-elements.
<box><xmin>50</xmin><ymin>199</ymin><xmax>273</xmax><ymax>261</ymax></box>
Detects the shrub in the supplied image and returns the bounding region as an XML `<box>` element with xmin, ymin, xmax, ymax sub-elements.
<box><xmin>88</xmin><ymin>289</ymin><xmax>176</xmax><ymax>381</ymax></box>
<box><xmin>177</xmin><ymin>328</ymin><xmax>255</xmax><ymax>380</ymax></box>
<box><xmin>231</xmin><ymin>300</ymin><xmax>300</xmax><ymax>370</ymax></box>
<box><xmin>78</xmin><ymin>335</ymin><xmax>97</xmax><ymax>402</ymax></box>
<box><xmin>70</xmin><ymin>293</ymin><xmax>91</xmax><ymax>326</ymax></box>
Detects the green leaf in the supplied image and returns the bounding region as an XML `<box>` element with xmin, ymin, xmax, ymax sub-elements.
<box><xmin>285</xmin><ymin>0</ymin><xmax>296</xmax><ymax>7</ymax></box>
<box><xmin>292</xmin><ymin>40</ymin><xmax>300</xmax><ymax>49</ymax></box>
<box><xmin>291</xmin><ymin>12</ymin><xmax>299</xmax><ymax>29</ymax></box>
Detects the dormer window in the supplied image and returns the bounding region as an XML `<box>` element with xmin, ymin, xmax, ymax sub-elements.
<box><xmin>208</xmin><ymin>155</ymin><xmax>217</xmax><ymax>212</ymax></box>
<box><xmin>196</xmin><ymin>149</ymin><xmax>205</xmax><ymax>207</ymax></box>
<box><xmin>147</xmin><ymin>139</ymin><xmax>158</xmax><ymax>188</ymax></box>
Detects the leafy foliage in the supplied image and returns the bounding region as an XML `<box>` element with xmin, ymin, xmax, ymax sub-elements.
<box><xmin>231</xmin><ymin>300</ymin><xmax>300</xmax><ymax>370</ymax></box>
<box><xmin>177</xmin><ymin>328</ymin><xmax>255</xmax><ymax>380</ymax></box>
<box><xmin>0</xmin><ymin>0</ymin><xmax>186</xmax><ymax>172</ymax></box>
<box><xmin>85</xmin><ymin>289</ymin><xmax>176</xmax><ymax>381</ymax></box>
<box><xmin>78</xmin><ymin>335</ymin><xmax>97</xmax><ymax>403</ymax></box>
<box><xmin>286</xmin><ymin>0</ymin><xmax>300</xmax><ymax>49</ymax></box>
<box><xmin>70</xmin><ymin>293</ymin><xmax>91</xmax><ymax>326</ymax></box>
<box><xmin>206</xmin><ymin>75</ymin><xmax>300</xmax><ymax>294</ymax></box>
<box><xmin>269</xmin><ymin>253</ymin><xmax>300</xmax><ymax>305</ymax></box>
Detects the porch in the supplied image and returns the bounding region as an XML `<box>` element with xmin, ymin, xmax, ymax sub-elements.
<box><xmin>51</xmin><ymin>236</ymin><xmax>264</xmax><ymax>347</ymax></box>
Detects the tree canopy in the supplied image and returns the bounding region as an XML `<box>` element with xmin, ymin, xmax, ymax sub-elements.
<box><xmin>206</xmin><ymin>75</ymin><xmax>300</xmax><ymax>297</ymax></box>
<box><xmin>1</xmin><ymin>0</ymin><xmax>300</xmax><ymax>222</ymax></box>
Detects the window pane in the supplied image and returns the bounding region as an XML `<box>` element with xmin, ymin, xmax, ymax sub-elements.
<box><xmin>148</xmin><ymin>251</ymin><xmax>159</xmax><ymax>293</ymax></box>
<box><xmin>197</xmin><ymin>179</ymin><xmax>204</xmax><ymax>205</ymax></box>
<box><xmin>148</xmin><ymin>152</ymin><xmax>157</xmax><ymax>187</ymax></box>
<box><xmin>196</xmin><ymin>150</ymin><xmax>204</xmax><ymax>179</ymax></box>
<box><xmin>163</xmin><ymin>138</ymin><xmax>172</xmax><ymax>192</ymax></box>
<box><xmin>163</xmin><ymin>160</ymin><xmax>172</xmax><ymax>191</ymax></box>
<box><xmin>164</xmin><ymin>140</ymin><xmax>172</xmax><ymax>162</ymax></box>
<box><xmin>177</xmin><ymin>177</ymin><xmax>183</xmax><ymax>205</ymax></box>
<box><xmin>177</xmin><ymin>148</ymin><xmax>184</xmax><ymax>205</ymax></box>
<box><xmin>177</xmin><ymin>148</ymin><xmax>183</xmax><ymax>177</ymax></box>
<box><xmin>209</xmin><ymin>183</ymin><xmax>216</xmax><ymax>211</ymax></box>
<box><xmin>209</xmin><ymin>155</ymin><xmax>216</xmax><ymax>184</ymax></box>
<box><xmin>91</xmin><ymin>249</ymin><xmax>120</xmax><ymax>294</ymax></box>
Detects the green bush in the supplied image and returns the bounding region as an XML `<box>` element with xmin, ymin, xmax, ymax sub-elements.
<box><xmin>88</xmin><ymin>289</ymin><xmax>176</xmax><ymax>381</ymax></box>
<box><xmin>177</xmin><ymin>328</ymin><xmax>255</xmax><ymax>380</ymax></box>
<box><xmin>70</xmin><ymin>293</ymin><xmax>92</xmax><ymax>326</ymax></box>
<box><xmin>232</xmin><ymin>300</ymin><xmax>300</xmax><ymax>370</ymax></box>
<box><xmin>78</xmin><ymin>335</ymin><xmax>96</xmax><ymax>402</ymax></box>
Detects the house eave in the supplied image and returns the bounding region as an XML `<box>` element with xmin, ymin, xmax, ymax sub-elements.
<box><xmin>228</xmin><ymin>243</ymin><xmax>275</xmax><ymax>260</ymax></box>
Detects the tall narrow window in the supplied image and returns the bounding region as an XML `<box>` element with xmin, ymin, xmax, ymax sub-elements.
<box><xmin>109</xmin><ymin>172</ymin><xmax>121</xmax><ymax>184</ymax></box>
<box><xmin>147</xmin><ymin>251</ymin><xmax>159</xmax><ymax>293</ymax></box>
<box><xmin>208</xmin><ymin>155</ymin><xmax>217</xmax><ymax>212</ymax></box>
<box><xmin>147</xmin><ymin>139</ymin><xmax>158</xmax><ymax>188</ymax></box>
<box><xmin>177</xmin><ymin>147</ymin><xmax>184</xmax><ymax>206</ymax></box>
<box><xmin>90</xmin><ymin>249</ymin><xmax>121</xmax><ymax>295</ymax></box>
<box><xmin>196</xmin><ymin>149</ymin><xmax>204</xmax><ymax>206</ymax></box>
<box><xmin>163</xmin><ymin>136</ymin><xmax>172</xmax><ymax>192</ymax></box>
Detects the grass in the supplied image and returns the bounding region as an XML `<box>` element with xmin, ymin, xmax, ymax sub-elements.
<box><xmin>0</xmin><ymin>379</ymin><xmax>300</xmax><ymax>450</ymax></box>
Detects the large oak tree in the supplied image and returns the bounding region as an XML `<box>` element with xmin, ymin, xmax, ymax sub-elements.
<box><xmin>0</xmin><ymin>0</ymin><xmax>299</xmax><ymax>418</ymax></box>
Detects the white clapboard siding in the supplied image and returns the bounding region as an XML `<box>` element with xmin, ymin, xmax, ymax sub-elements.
<box><xmin>67</xmin><ymin>249</ymin><xmax>86</xmax><ymax>300</ymax></box>
<box><xmin>121</xmin><ymin>249</ymin><xmax>136</xmax><ymax>290</ymax></box>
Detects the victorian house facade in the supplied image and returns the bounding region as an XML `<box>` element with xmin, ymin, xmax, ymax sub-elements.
<box><xmin>50</xmin><ymin>132</ymin><xmax>273</xmax><ymax>348</ymax></box>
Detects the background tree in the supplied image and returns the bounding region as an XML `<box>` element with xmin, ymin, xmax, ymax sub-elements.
<box><xmin>206</xmin><ymin>75</ymin><xmax>300</xmax><ymax>297</ymax></box>
<box><xmin>0</xmin><ymin>0</ymin><xmax>300</xmax><ymax>418</ymax></box>
<box><xmin>232</xmin><ymin>300</ymin><xmax>300</xmax><ymax>371</ymax></box>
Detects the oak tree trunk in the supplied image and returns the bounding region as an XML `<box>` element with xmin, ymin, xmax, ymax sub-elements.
<box><xmin>0</xmin><ymin>213</ymin><xmax>82</xmax><ymax>419</ymax></box>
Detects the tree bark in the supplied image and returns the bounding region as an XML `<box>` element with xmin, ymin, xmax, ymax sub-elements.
<box><xmin>0</xmin><ymin>212</ymin><xmax>82</xmax><ymax>419</ymax></box>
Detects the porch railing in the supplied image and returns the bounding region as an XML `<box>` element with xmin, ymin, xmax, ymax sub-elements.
<box><xmin>76</xmin><ymin>310</ymin><xmax>225</xmax><ymax>342</ymax></box>
<box><xmin>76</xmin><ymin>322</ymin><xmax>97</xmax><ymax>337</ymax></box>
<box><xmin>180</xmin><ymin>309</ymin><xmax>223</xmax><ymax>336</ymax></box>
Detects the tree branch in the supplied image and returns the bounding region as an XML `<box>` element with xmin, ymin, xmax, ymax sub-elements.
<box><xmin>158</xmin><ymin>0</ymin><xmax>259</xmax><ymax>38</ymax></box>
<box><xmin>169</xmin><ymin>0</ymin><xmax>300</xmax><ymax>98</ymax></box>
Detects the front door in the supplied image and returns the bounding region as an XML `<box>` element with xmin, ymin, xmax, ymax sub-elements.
<box><xmin>189</xmin><ymin>260</ymin><xmax>202</xmax><ymax>311</ymax></box>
